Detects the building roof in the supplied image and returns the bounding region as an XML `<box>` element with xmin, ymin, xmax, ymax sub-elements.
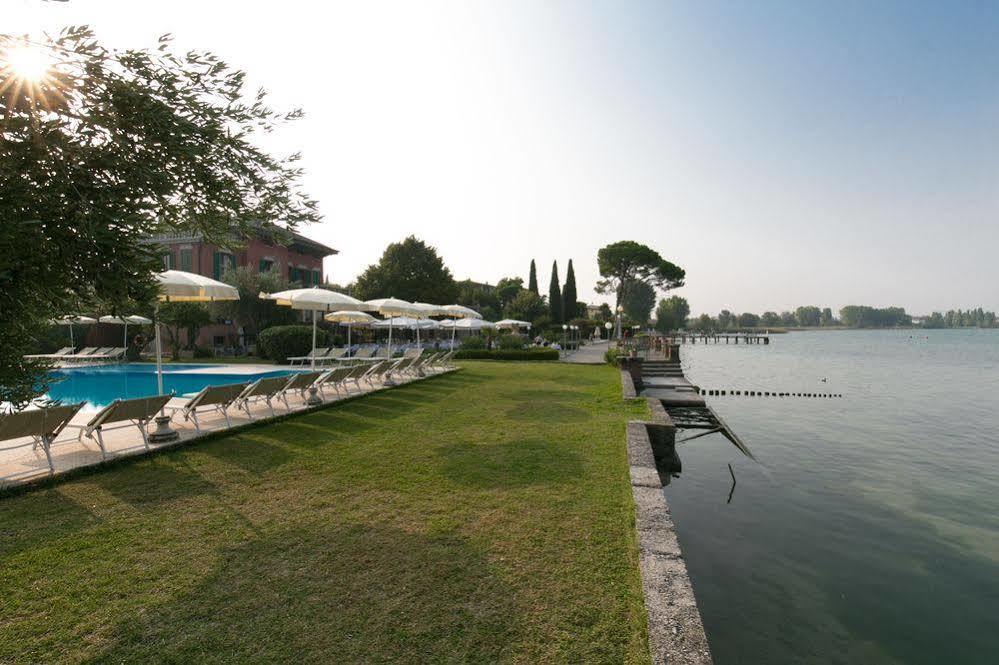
<box><xmin>146</xmin><ymin>223</ymin><xmax>337</xmax><ymax>259</ymax></box>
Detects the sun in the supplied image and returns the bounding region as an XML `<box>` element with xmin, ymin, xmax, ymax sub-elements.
<box><xmin>4</xmin><ymin>43</ymin><xmax>51</xmax><ymax>82</ymax></box>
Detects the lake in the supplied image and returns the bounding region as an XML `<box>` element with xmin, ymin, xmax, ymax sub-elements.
<box><xmin>667</xmin><ymin>329</ymin><xmax>999</xmax><ymax>664</ymax></box>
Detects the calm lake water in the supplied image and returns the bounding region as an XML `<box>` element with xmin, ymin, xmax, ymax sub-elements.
<box><xmin>667</xmin><ymin>329</ymin><xmax>999</xmax><ymax>665</ymax></box>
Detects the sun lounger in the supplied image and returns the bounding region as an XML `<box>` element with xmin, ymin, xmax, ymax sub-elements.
<box><xmin>234</xmin><ymin>376</ymin><xmax>294</xmax><ymax>418</ymax></box>
<box><xmin>312</xmin><ymin>366</ymin><xmax>355</xmax><ymax>398</ymax></box>
<box><xmin>23</xmin><ymin>347</ymin><xmax>74</xmax><ymax>360</ymax></box>
<box><xmin>0</xmin><ymin>402</ymin><xmax>85</xmax><ymax>474</ymax></box>
<box><xmin>316</xmin><ymin>347</ymin><xmax>347</xmax><ymax>365</ymax></box>
<box><xmin>87</xmin><ymin>347</ymin><xmax>126</xmax><ymax>362</ymax></box>
<box><xmin>287</xmin><ymin>347</ymin><xmax>331</xmax><ymax>366</ymax></box>
<box><xmin>57</xmin><ymin>347</ymin><xmax>99</xmax><ymax>362</ymax></box>
<box><xmin>277</xmin><ymin>370</ymin><xmax>325</xmax><ymax>408</ymax></box>
<box><xmin>168</xmin><ymin>381</ymin><xmax>250</xmax><ymax>433</ymax></box>
<box><xmin>67</xmin><ymin>394</ymin><xmax>173</xmax><ymax>457</ymax></box>
<box><xmin>432</xmin><ymin>350</ymin><xmax>455</xmax><ymax>371</ymax></box>
<box><xmin>384</xmin><ymin>356</ymin><xmax>417</xmax><ymax>381</ymax></box>
<box><xmin>359</xmin><ymin>359</ymin><xmax>397</xmax><ymax>387</ymax></box>
<box><xmin>352</xmin><ymin>346</ymin><xmax>377</xmax><ymax>359</ymax></box>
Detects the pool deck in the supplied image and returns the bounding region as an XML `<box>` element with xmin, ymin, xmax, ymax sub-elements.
<box><xmin>1</xmin><ymin>364</ymin><xmax>456</xmax><ymax>490</ymax></box>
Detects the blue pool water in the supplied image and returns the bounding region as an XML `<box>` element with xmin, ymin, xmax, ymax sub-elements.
<box><xmin>46</xmin><ymin>364</ymin><xmax>302</xmax><ymax>409</ymax></box>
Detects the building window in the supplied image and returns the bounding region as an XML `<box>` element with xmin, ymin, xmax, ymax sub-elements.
<box><xmin>213</xmin><ymin>252</ymin><xmax>235</xmax><ymax>280</ymax></box>
<box><xmin>162</xmin><ymin>252</ymin><xmax>176</xmax><ymax>269</ymax></box>
<box><xmin>180</xmin><ymin>248</ymin><xmax>193</xmax><ymax>272</ymax></box>
<box><xmin>259</xmin><ymin>259</ymin><xmax>274</xmax><ymax>273</ymax></box>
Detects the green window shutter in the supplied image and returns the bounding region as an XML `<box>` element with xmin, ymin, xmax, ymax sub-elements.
<box><xmin>180</xmin><ymin>249</ymin><xmax>193</xmax><ymax>272</ymax></box>
<box><xmin>259</xmin><ymin>259</ymin><xmax>268</xmax><ymax>273</ymax></box>
<box><xmin>213</xmin><ymin>252</ymin><xmax>221</xmax><ymax>280</ymax></box>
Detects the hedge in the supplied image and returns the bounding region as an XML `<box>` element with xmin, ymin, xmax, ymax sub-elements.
<box><xmin>453</xmin><ymin>349</ymin><xmax>560</xmax><ymax>361</ymax></box>
<box><xmin>257</xmin><ymin>325</ymin><xmax>326</xmax><ymax>364</ymax></box>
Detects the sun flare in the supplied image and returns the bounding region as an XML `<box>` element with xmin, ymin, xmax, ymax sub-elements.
<box><xmin>4</xmin><ymin>43</ymin><xmax>51</xmax><ymax>82</ymax></box>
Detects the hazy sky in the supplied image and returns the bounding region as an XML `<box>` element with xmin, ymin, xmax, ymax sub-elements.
<box><xmin>9</xmin><ymin>0</ymin><xmax>999</xmax><ymax>315</ymax></box>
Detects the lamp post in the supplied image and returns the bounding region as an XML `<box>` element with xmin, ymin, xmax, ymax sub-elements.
<box><xmin>616</xmin><ymin>305</ymin><xmax>624</xmax><ymax>340</ymax></box>
<box><xmin>562</xmin><ymin>323</ymin><xmax>568</xmax><ymax>351</ymax></box>
<box><xmin>604</xmin><ymin>321</ymin><xmax>613</xmax><ymax>343</ymax></box>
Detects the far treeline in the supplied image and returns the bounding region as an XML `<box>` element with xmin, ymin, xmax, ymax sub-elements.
<box><xmin>674</xmin><ymin>305</ymin><xmax>998</xmax><ymax>331</ymax></box>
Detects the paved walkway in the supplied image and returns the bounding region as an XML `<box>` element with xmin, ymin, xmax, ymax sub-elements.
<box><xmin>561</xmin><ymin>339</ymin><xmax>610</xmax><ymax>364</ymax></box>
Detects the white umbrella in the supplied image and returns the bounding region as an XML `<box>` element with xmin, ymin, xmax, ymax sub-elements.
<box><xmin>361</xmin><ymin>298</ymin><xmax>420</xmax><ymax>358</ymax></box>
<box><xmin>411</xmin><ymin>302</ymin><xmax>444</xmax><ymax>348</ymax></box>
<box><xmin>441</xmin><ymin>304</ymin><xmax>482</xmax><ymax>319</ymax></box>
<box><xmin>323</xmin><ymin>310</ymin><xmax>376</xmax><ymax>350</ymax></box>
<box><xmin>260</xmin><ymin>288</ymin><xmax>362</xmax><ymax>368</ymax></box>
<box><xmin>52</xmin><ymin>315</ymin><xmax>97</xmax><ymax>348</ymax></box>
<box><xmin>495</xmin><ymin>318</ymin><xmax>532</xmax><ymax>331</ymax></box>
<box><xmin>150</xmin><ymin>270</ymin><xmax>239</xmax><ymax>442</ymax></box>
<box><xmin>99</xmin><ymin>314</ymin><xmax>152</xmax><ymax>349</ymax></box>
<box><xmin>440</xmin><ymin>304</ymin><xmax>481</xmax><ymax>345</ymax></box>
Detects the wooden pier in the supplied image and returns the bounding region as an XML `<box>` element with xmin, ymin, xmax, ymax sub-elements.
<box><xmin>663</xmin><ymin>333</ymin><xmax>769</xmax><ymax>345</ymax></box>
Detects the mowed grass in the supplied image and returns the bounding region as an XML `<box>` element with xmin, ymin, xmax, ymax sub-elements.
<box><xmin>0</xmin><ymin>361</ymin><xmax>650</xmax><ymax>663</ymax></box>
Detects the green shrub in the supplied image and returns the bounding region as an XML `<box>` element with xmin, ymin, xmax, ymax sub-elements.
<box><xmin>193</xmin><ymin>346</ymin><xmax>213</xmax><ymax>359</ymax></box>
<box><xmin>497</xmin><ymin>334</ymin><xmax>525</xmax><ymax>350</ymax></box>
<box><xmin>454</xmin><ymin>349</ymin><xmax>559</xmax><ymax>361</ymax></box>
<box><xmin>460</xmin><ymin>336</ymin><xmax>487</xmax><ymax>350</ymax></box>
<box><xmin>257</xmin><ymin>325</ymin><xmax>325</xmax><ymax>364</ymax></box>
<box><xmin>604</xmin><ymin>347</ymin><xmax>620</xmax><ymax>365</ymax></box>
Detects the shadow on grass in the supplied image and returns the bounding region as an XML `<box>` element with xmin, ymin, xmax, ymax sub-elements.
<box><xmin>502</xmin><ymin>388</ymin><xmax>589</xmax><ymax>403</ymax></box>
<box><xmin>0</xmin><ymin>489</ymin><xmax>96</xmax><ymax>559</ymax></box>
<box><xmin>437</xmin><ymin>438</ymin><xmax>583</xmax><ymax>488</ymax></box>
<box><xmin>199</xmin><ymin>436</ymin><xmax>295</xmax><ymax>476</ymax></box>
<box><xmin>93</xmin><ymin>523</ymin><xmax>518</xmax><ymax>662</ymax></box>
<box><xmin>93</xmin><ymin>458</ymin><xmax>217</xmax><ymax>509</ymax></box>
<box><xmin>504</xmin><ymin>399</ymin><xmax>591</xmax><ymax>423</ymax></box>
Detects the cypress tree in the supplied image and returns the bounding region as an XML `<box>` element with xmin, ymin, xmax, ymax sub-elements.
<box><xmin>528</xmin><ymin>259</ymin><xmax>539</xmax><ymax>295</ymax></box>
<box><xmin>548</xmin><ymin>260</ymin><xmax>562</xmax><ymax>323</ymax></box>
<box><xmin>562</xmin><ymin>259</ymin><xmax>578</xmax><ymax>321</ymax></box>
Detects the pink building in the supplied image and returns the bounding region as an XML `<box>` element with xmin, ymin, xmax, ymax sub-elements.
<box><xmin>149</xmin><ymin>226</ymin><xmax>337</xmax><ymax>350</ymax></box>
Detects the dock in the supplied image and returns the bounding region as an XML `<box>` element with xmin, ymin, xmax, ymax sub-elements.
<box><xmin>662</xmin><ymin>333</ymin><xmax>769</xmax><ymax>345</ymax></box>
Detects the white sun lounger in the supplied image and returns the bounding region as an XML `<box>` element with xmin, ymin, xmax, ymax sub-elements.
<box><xmin>287</xmin><ymin>348</ymin><xmax>331</xmax><ymax>366</ymax></box>
<box><xmin>277</xmin><ymin>371</ymin><xmax>325</xmax><ymax>409</ymax></box>
<box><xmin>67</xmin><ymin>394</ymin><xmax>173</xmax><ymax>457</ymax></box>
<box><xmin>0</xmin><ymin>402</ymin><xmax>85</xmax><ymax>474</ymax></box>
<box><xmin>234</xmin><ymin>375</ymin><xmax>295</xmax><ymax>418</ymax></box>
<box><xmin>87</xmin><ymin>347</ymin><xmax>126</xmax><ymax>362</ymax></box>
<box><xmin>168</xmin><ymin>382</ymin><xmax>250</xmax><ymax>433</ymax></box>
<box><xmin>23</xmin><ymin>347</ymin><xmax>74</xmax><ymax>360</ymax></box>
<box><xmin>57</xmin><ymin>347</ymin><xmax>99</xmax><ymax>362</ymax></box>
<box><xmin>316</xmin><ymin>348</ymin><xmax>347</xmax><ymax>365</ymax></box>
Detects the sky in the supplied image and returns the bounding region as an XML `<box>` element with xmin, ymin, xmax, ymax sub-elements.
<box><xmin>8</xmin><ymin>0</ymin><xmax>999</xmax><ymax>315</ymax></box>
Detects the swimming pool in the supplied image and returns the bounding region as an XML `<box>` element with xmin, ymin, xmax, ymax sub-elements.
<box><xmin>46</xmin><ymin>364</ymin><xmax>303</xmax><ymax>410</ymax></box>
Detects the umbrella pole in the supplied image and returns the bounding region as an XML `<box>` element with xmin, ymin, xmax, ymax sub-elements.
<box><xmin>451</xmin><ymin>325</ymin><xmax>456</xmax><ymax>349</ymax></box>
<box><xmin>155</xmin><ymin>313</ymin><xmax>164</xmax><ymax>395</ymax></box>
<box><xmin>346</xmin><ymin>323</ymin><xmax>351</xmax><ymax>351</ymax></box>
<box><xmin>69</xmin><ymin>324</ymin><xmax>74</xmax><ymax>349</ymax></box>
<box><xmin>388</xmin><ymin>321</ymin><xmax>393</xmax><ymax>358</ymax></box>
<box><xmin>148</xmin><ymin>302</ymin><xmax>179</xmax><ymax>443</ymax></box>
<box><xmin>417</xmin><ymin>321</ymin><xmax>421</xmax><ymax>348</ymax></box>
<box><xmin>311</xmin><ymin>311</ymin><xmax>317</xmax><ymax>369</ymax></box>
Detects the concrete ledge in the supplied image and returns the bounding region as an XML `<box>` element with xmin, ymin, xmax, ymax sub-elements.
<box><xmin>621</xmin><ymin>369</ymin><xmax>639</xmax><ymax>398</ymax></box>
<box><xmin>626</xmin><ymin>421</ymin><xmax>712</xmax><ymax>665</ymax></box>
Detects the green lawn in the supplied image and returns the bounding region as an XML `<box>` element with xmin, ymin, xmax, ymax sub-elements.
<box><xmin>1</xmin><ymin>362</ymin><xmax>650</xmax><ymax>663</ymax></box>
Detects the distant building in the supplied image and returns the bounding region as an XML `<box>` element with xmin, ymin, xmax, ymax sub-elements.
<box><xmin>147</xmin><ymin>225</ymin><xmax>337</xmax><ymax>350</ymax></box>
<box><xmin>586</xmin><ymin>304</ymin><xmax>604</xmax><ymax>319</ymax></box>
